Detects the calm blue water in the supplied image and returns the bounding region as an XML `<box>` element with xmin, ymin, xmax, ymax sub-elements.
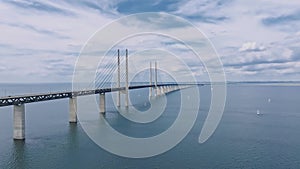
<box><xmin>0</xmin><ymin>83</ymin><xmax>300</xmax><ymax>168</ymax></box>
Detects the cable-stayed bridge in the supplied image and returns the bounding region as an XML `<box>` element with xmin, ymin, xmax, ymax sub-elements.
<box><xmin>0</xmin><ymin>49</ymin><xmax>200</xmax><ymax>140</ymax></box>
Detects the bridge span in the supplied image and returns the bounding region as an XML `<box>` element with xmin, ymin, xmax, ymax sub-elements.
<box><xmin>0</xmin><ymin>49</ymin><xmax>199</xmax><ymax>140</ymax></box>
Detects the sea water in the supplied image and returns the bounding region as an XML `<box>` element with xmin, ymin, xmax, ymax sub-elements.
<box><xmin>0</xmin><ymin>83</ymin><xmax>300</xmax><ymax>169</ymax></box>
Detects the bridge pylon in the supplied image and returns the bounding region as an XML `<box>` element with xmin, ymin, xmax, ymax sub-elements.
<box><xmin>155</xmin><ymin>61</ymin><xmax>158</xmax><ymax>96</ymax></box>
<box><xmin>125</xmin><ymin>49</ymin><xmax>129</xmax><ymax>107</ymax></box>
<box><xmin>149</xmin><ymin>62</ymin><xmax>153</xmax><ymax>99</ymax></box>
<box><xmin>115</xmin><ymin>49</ymin><xmax>129</xmax><ymax>108</ymax></box>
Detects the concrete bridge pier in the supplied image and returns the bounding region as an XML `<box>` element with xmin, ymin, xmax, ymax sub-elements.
<box><xmin>149</xmin><ymin>87</ymin><xmax>154</xmax><ymax>99</ymax></box>
<box><xmin>69</xmin><ymin>97</ymin><xmax>77</xmax><ymax>123</ymax></box>
<box><xmin>156</xmin><ymin>87</ymin><xmax>161</xmax><ymax>96</ymax></box>
<box><xmin>162</xmin><ymin>86</ymin><xmax>166</xmax><ymax>95</ymax></box>
<box><xmin>167</xmin><ymin>86</ymin><xmax>170</xmax><ymax>93</ymax></box>
<box><xmin>149</xmin><ymin>87</ymin><xmax>153</xmax><ymax>99</ymax></box>
<box><xmin>170</xmin><ymin>86</ymin><xmax>174</xmax><ymax>92</ymax></box>
<box><xmin>13</xmin><ymin>104</ymin><xmax>25</xmax><ymax>140</ymax></box>
<box><xmin>159</xmin><ymin>87</ymin><xmax>162</xmax><ymax>95</ymax></box>
<box><xmin>100</xmin><ymin>93</ymin><xmax>106</xmax><ymax>114</ymax></box>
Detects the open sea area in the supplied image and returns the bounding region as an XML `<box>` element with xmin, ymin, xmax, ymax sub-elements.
<box><xmin>1</xmin><ymin>0</ymin><xmax>300</xmax><ymax>168</ymax></box>
<box><xmin>0</xmin><ymin>83</ymin><xmax>300</xmax><ymax>169</ymax></box>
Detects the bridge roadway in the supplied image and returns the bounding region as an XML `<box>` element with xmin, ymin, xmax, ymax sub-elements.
<box><xmin>0</xmin><ymin>83</ymin><xmax>202</xmax><ymax>140</ymax></box>
<box><xmin>0</xmin><ymin>84</ymin><xmax>186</xmax><ymax>107</ymax></box>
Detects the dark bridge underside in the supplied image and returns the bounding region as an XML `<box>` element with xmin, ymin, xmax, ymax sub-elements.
<box><xmin>0</xmin><ymin>84</ymin><xmax>200</xmax><ymax>107</ymax></box>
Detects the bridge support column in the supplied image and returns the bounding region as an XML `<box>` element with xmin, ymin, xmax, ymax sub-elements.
<box><xmin>156</xmin><ymin>87</ymin><xmax>160</xmax><ymax>96</ymax></box>
<box><xmin>100</xmin><ymin>93</ymin><xmax>106</xmax><ymax>114</ymax></box>
<box><xmin>161</xmin><ymin>86</ymin><xmax>165</xmax><ymax>95</ymax></box>
<box><xmin>159</xmin><ymin>87</ymin><xmax>163</xmax><ymax>95</ymax></box>
<box><xmin>13</xmin><ymin>104</ymin><xmax>25</xmax><ymax>140</ymax></box>
<box><xmin>117</xmin><ymin>49</ymin><xmax>121</xmax><ymax>107</ymax></box>
<box><xmin>125</xmin><ymin>49</ymin><xmax>129</xmax><ymax>107</ymax></box>
<box><xmin>117</xmin><ymin>90</ymin><xmax>121</xmax><ymax>107</ymax></box>
<box><xmin>149</xmin><ymin>62</ymin><xmax>153</xmax><ymax>98</ymax></box>
<box><xmin>149</xmin><ymin>88</ymin><xmax>153</xmax><ymax>98</ymax></box>
<box><xmin>69</xmin><ymin>97</ymin><xmax>77</xmax><ymax>123</ymax></box>
<box><xmin>154</xmin><ymin>61</ymin><xmax>158</xmax><ymax>97</ymax></box>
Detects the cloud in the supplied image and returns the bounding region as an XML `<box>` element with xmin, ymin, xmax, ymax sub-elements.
<box><xmin>224</xmin><ymin>40</ymin><xmax>294</xmax><ymax>67</ymax></box>
<box><xmin>173</xmin><ymin>0</ymin><xmax>231</xmax><ymax>23</ymax></box>
<box><xmin>0</xmin><ymin>0</ymin><xmax>115</xmax><ymax>83</ymax></box>
<box><xmin>262</xmin><ymin>11</ymin><xmax>300</xmax><ymax>26</ymax></box>
<box><xmin>3</xmin><ymin>0</ymin><xmax>75</xmax><ymax>16</ymax></box>
<box><xmin>116</xmin><ymin>0</ymin><xmax>180</xmax><ymax>14</ymax></box>
<box><xmin>219</xmin><ymin>30</ymin><xmax>300</xmax><ymax>80</ymax></box>
<box><xmin>239</xmin><ymin>42</ymin><xmax>266</xmax><ymax>52</ymax></box>
<box><xmin>0</xmin><ymin>21</ymin><xmax>70</xmax><ymax>39</ymax></box>
<box><xmin>1</xmin><ymin>0</ymin><xmax>300</xmax><ymax>82</ymax></box>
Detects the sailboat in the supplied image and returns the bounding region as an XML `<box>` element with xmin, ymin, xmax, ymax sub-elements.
<box><xmin>256</xmin><ymin>110</ymin><xmax>262</xmax><ymax>115</ymax></box>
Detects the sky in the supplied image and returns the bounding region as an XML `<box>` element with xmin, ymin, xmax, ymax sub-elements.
<box><xmin>1</xmin><ymin>0</ymin><xmax>300</xmax><ymax>83</ymax></box>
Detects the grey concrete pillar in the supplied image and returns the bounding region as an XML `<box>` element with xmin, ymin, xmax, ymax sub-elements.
<box><xmin>156</xmin><ymin>87</ymin><xmax>160</xmax><ymax>96</ymax></box>
<box><xmin>100</xmin><ymin>93</ymin><xmax>106</xmax><ymax>114</ymax></box>
<box><xmin>125</xmin><ymin>49</ymin><xmax>129</xmax><ymax>107</ymax></box>
<box><xmin>155</xmin><ymin>61</ymin><xmax>157</xmax><ymax>88</ymax></box>
<box><xmin>149</xmin><ymin>87</ymin><xmax>153</xmax><ymax>98</ymax></box>
<box><xmin>13</xmin><ymin>104</ymin><xmax>25</xmax><ymax>140</ymax></box>
<box><xmin>149</xmin><ymin>62</ymin><xmax>153</xmax><ymax>98</ymax></box>
<box><xmin>69</xmin><ymin>97</ymin><xmax>77</xmax><ymax>123</ymax></box>
<box><xmin>117</xmin><ymin>49</ymin><xmax>121</xmax><ymax>107</ymax></box>
<box><xmin>161</xmin><ymin>86</ymin><xmax>165</xmax><ymax>95</ymax></box>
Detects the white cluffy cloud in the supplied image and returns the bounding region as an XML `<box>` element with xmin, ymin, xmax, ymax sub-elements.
<box><xmin>0</xmin><ymin>0</ymin><xmax>300</xmax><ymax>82</ymax></box>
<box><xmin>239</xmin><ymin>42</ymin><xmax>266</xmax><ymax>52</ymax></box>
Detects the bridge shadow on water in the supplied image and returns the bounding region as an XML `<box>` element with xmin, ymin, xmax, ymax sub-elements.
<box><xmin>102</xmin><ymin>88</ymin><xmax>182</xmax><ymax>138</ymax></box>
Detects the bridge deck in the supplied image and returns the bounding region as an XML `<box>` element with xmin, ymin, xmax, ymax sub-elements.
<box><xmin>0</xmin><ymin>84</ymin><xmax>192</xmax><ymax>107</ymax></box>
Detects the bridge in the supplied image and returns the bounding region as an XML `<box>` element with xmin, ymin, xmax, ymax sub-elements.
<box><xmin>0</xmin><ymin>49</ymin><xmax>197</xmax><ymax>140</ymax></box>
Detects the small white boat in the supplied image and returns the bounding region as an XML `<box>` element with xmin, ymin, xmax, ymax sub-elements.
<box><xmin>256</xmin><ymin>110</ymin><xmax>262</xmax><ymax>115</ymax></box>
